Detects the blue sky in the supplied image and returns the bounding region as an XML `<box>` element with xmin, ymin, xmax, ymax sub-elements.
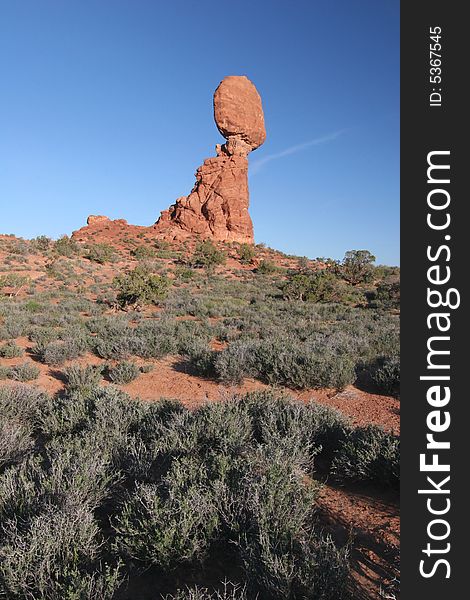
<box><xmin>0</xmin><ymin>0</ymin><xmax>399</xmax><ymax>265</ymax></box>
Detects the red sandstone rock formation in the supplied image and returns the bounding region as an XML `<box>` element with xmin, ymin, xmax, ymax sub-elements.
<box><xmin>87</xmin><ymin>215</ymin><xmax>112</xmax><ymax>226</ymax></box>
<box><xmin>154</xmin><ymin>75</ymin><xmax>265</xmax><ymax>244</ymax></box>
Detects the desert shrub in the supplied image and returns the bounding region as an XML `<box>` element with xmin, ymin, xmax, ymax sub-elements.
<box><xmin>297</xmin><ymin>256</ymin><xmax>310</xmax><ymax>271</ymax></box>
<box><xmin>0</xmin><ymin>505</ymin><xmax>122</xmax><ymax>600</ymax></box>
<box><xmin>6</xmin><ymin>239</ymin><xmax>30</xmax><ymax>256</ymax></box>
<box><xmin>283</xmin><ymin>270</ymin><xmax>351</xmax><ymax>304</ymax></box>
<box><xmin>257</xmin><ymin>259</ymin><xmax>277</xmax><ymax>274</ymax></box>
<box><xmin>237</xmin><ymin>391</ymin><xmax>349</xmax><ymax>467</ymax></box>
<box><xmin>140</xmin><ymin>363</ymin><xmax>154</xmax><ymax>373</ymax></box>
<box><xmin>0</xmin><ymin>312</ymin><xmax>29</xmax><ymax>339</ymax></box>
<box><xmin>87</xmin><ymin>243</ymin><xmax>115</xmax><ymax>264</ymax></box>
<box><xmin>31</xmin><ymin>235</ymin><xmax>52</xmax><ymax>252</ymax></box>
<box><xmin>0</xmin><ymin>386</ymin><xmax>364</xmax><ymax>597</ymax></box>
<box><xmin>184</xmin><ymin>339</ymin><xmax>217</xmax><ymax>377</ymax></box>
<box><xmin>370</xmin><ymin>281</ymin><xmax>400</xmax><ymax>310</ymax></box>
<box><xmin>94</xmin><ymin>333</ymin><xmax>143</xmax><ymax>361</ymax></box>
<box><xmin>108</xmin><ymin>361</ymin><xmax>140</xmax><ymax>385</ymax></box>
<box><xmin>237</xmin><ymin>243</ymin><xmax>256</xmax><ymax>265</ymax></box>
<box><xmin>163</xmin><ymin>582</ymin><xmax>250</xmax><ymax>600</ymax></box>
<box><xmin>214</xmin><ymin>340</ymin><xmax>256</xmax><ymax>384</ymax></box>
<box><xmin>54</xmin><ymin>235</ymin><xmax>79</xmax><ymax>257</ymax></box>
<box><xmin>175</xmin><ymin>266</ymin><xmax>196</xmax><ymax>281</ymax></box>
<box><xmin>0</xmin><ymin>341</ymin><xmax>24</xmax><ymax>358</ymax></box>
<box><xmin>114</xmin><ymin>266</ymin><xmax>171</xmax><ymax>307</ymax></box>
<box><xmin>154</xmin><ymin>239</ymin><xmax>171</xmax><ymax>251</ymax></box>
<box><xmin>0</xmin><ymin>274</ymin><xmax>30</xmax><ymax>296</ymax></box>
<box><xmin>252</xmin><ymin>339</ymin><xmax>356</xmax><ymax>390</ymax></box>
<box><xmin>0</xmin><ymin>423</ymin><xmax>33</xmax><ymax>472</ymax></box>
<box><xmin>132</xmin><ymin>245</ymin><xmax>156</xmax><ymax>260</ymax></box>
<box><xmin>331</xmin><ymin>425</ymin><xmax>399</xmax><ymax>489</ymax></box>
<box><xmin>224</xmin><ymin>450</ymin><xmax>349</xmax><ymax>599</ymax></box>
<box><xmin>0</xmin><ymin>366</ymin><xmax>11</xmax><ymax>380</ymax></box>
<box><xmin>134</xmin><ymin>319</ymin><xmax>178</xmax><ymax>358</ymax></box>
<box><xmin>113</xmin><ymin>456</ymin><xmax>219</xmax><ymax>569</ymax></box>
<box><xmin>10</xmin><ymin>362</ymin><xmax>40</xmax><ymax>382</ymax></box>
<box><xmin>64</xmin><ymin>363</ymin><xmax>103</xmax><ymax>396</ymax></box>
<box><xmin>369</xmin><ymin>355</ymin><xmax>400</xmax><ymax>396</ymax></box>
<box><xmin>0</xmin><ymin>385</ymin><xmax>50</xmax><ymax>470</ymax></box>
<box><xmin>339</xmin><ymin>250</ymin><xmax>376</xmax><ymax>285</ymax></box>
<box><xmin>89</xmin><ymin>316</ymin><xmax>140</xmax><ymax>360</ymax></box>
<box><xmin>0</xmin><ymin>384</ymin><xmax>47</xmax><ymax>427</ymax></box>
<box><xmin>192</xmin><ymin>240</ymin><xmax>226</xmax><ymax>269</ymax></box>
<box><xmin>37</xmin><ymin>339</ymin><xmax>84</xmax><ymax>366</ymax></box>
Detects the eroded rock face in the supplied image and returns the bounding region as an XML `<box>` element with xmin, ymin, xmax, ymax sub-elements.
<box><xmin>154</xmin><ymin>75</ymin><xmax>265</xmax><ymax>244</ymax></box>
<box><xmin>87</xmin><ymin>215</ymin><xmax>111</xmax><ymax>226</ymax></box>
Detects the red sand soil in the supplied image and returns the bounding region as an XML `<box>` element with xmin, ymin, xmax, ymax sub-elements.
<box><xmin>317</xmin><ymin>483</ymin><xmax>399</xmax><ymax>599</ymax></box>
<box><xmin>5</xmin><ymin>338</ymin><xmax>400</xmax><ymax>435</ymax></box>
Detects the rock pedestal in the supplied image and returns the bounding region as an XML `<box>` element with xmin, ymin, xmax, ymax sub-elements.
<box><xmin>154</xmin><ymin>75</ymin><xmax>265</xmax><ymax>243</ymax></box>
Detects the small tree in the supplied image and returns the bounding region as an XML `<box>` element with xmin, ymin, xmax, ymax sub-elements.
<box><xmin>283</xmin><ymin>271</ymin><xmax>342</xmax><ymax>303</ymax></box>
<box><xmin>257</xmin><ymin>260</ymin><xmax>277</xmax><ymax>275</ymax></box>
<box><xmin>132</xmin><ymin>246</ymin><xmax>156</xmax><ymax>260</ymax></box>
<box><xmin>192</xmin><ymin>240</ymin><xmax>226</xmax><ymax>269</ymax></box>
<box><xmin>31</xmin><ymin>235</ymin><xmax>52</xmax><ymax>252</ymax></box>
<box><xmin>340</xmin><ymin>250</ymin><xmax>376</xmax><ymax>285</ymax></box>
<box><xmin>237</xmin><ymin>243</ymin><xmax>256</xmax><ymax>265</ymax></box>
<box><xmin>87</xmin><ymin>243</ymin><xmax>115</xmax><ymax>264</ymax></box>
<box><xmin>54</xmin><ymin>235</ymin><xmax>79</xmax><ymax>257</ymax></box>
<box><xmin>370</xmin><ymin>281</ymin><xmax>400</xmax><ymax>310</ymax></box>
<box><xmin>114</xmin><ymin>266</ymin><xmax>171</xmax><ymax>308</ymax></box>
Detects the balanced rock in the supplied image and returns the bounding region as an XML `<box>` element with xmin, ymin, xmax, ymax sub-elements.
<box><xmin>154</xmin><ymin>75</ymin><xmax>265</xmax><ymax>244</ymax></box>
<box><xmin>214</xmin><ymin>75</ymin><xmax>266</xmax><ymax>153</ymax></box>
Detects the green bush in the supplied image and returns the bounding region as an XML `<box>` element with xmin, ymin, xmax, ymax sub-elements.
<box><xmin>192</xmin><ymin>240</ymin><xmax>226</xmax><ymax>269</ymax></box>
<box><xmin>0</xmin><ymin>341</ymin><xmax>24</xmax><ymax>358</ymax></box>
<box><xmin>113</xmin><ymin>459</ymin><xmax>219</xmax><ymax>569</ymax></box>
<box><xmin>369</xmin><ymin>355</ymin><xmax>400</xmax><ymax>396</ymax></box>
<box><xmin>331</xmin><ymin>425</ymin><xmax>399</xmax><ymax>489</ymax></box>
<box><xmin>0</xmin><ymin>506</ymin><xmax>122</xmax><ymax>600</ymax></box>
<box><xmin>340</xmin><ymin>250</ymin><xmax>376</xmax><ymax>285</ymax></box>
<box><xmin>370</xmin><ymin>281</ymin><xmax>400</xmax><ymax>310</ymax></box>
<box><xmin>31</xmin><ymin>235</ymin><xmax>52</xmax><ymax>252</ymax></box>
<box><xmin>1</xmin><ymin>384</ymin><xmax>390</xmax><ymax>596</ymax></box>
<box><xmin>64</xmin><ymin>363</ymin><xmax>103</xmax><ymax>396</ymax></box>
<box><xmin>163</xmin><ymin>582</ymin><xmax>250</xmax><ymax>600</ymax></box>
<box><xmin>225</xmin><ymin>451</ymin><xmax>349</xmax><ymax>599</ymax></box>
<box><xmin>35</xmin><ymin>339</ymin><xmax>85</xmax><ymax>366</ymax></box>
<box><xmin>0</xmin><ymin>274</ymin><xmax>30</xmax><ymax>296</ymax></box>
<box><xmin>114</xmin><ymin>266</ymin><xmax>171</xmax><ymax>307</ymax></box>
<box><xmin>184</xmin><ymin>340</ymin><xmax>217</xmax><ymax>377</ymax></box>
<box><xmin>11</xmin><ymin>362</ymin><xmax>40</xmax><ymax>382</ymax></box>
<box><xmin>107</xmin><ymin>361</ymin><xmax>140</xmax><ymax>385</ymax></box>
<box><xmin>283</xmin><ymin>270</ymin><xmax>348</xmax><ymax>303</ymax></box>
<box><xmin>131</xmin><ymin>245</ymin><xmax>156</xmax><ymax>260</ymax></box>
<box><xmin>87</xmin><ymin>243</ymin><xmax>115</xmax><ymax>264</ymax></box>
<box><xmin>0</xmin><ymin>366</ymin><xmax>11</xmax><ymax>380</ymax></box>
<box><xmin>252</xmin><ymin>339</ymin><xmax>356</xmax><ymax>390</ymax></box>
<box><xmin>237</xmin><ymin>243</ymin><xmax>256</xmax><ymax>265</ymax></box>
<box><xmin>54</xmin><ymin>235</ymin><xmax>80</xmax><ymax>257</ymax></box>
<box><xmin>257</xmin><ymin>259</ymin><xmax>277</xmax><ymax>274</ymax></box>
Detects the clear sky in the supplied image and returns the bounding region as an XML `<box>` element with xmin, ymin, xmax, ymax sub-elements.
<box><xmin>0</xmin><ymin>0</ymin><xmax>399</xmax><ymax>265</ymax></box>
